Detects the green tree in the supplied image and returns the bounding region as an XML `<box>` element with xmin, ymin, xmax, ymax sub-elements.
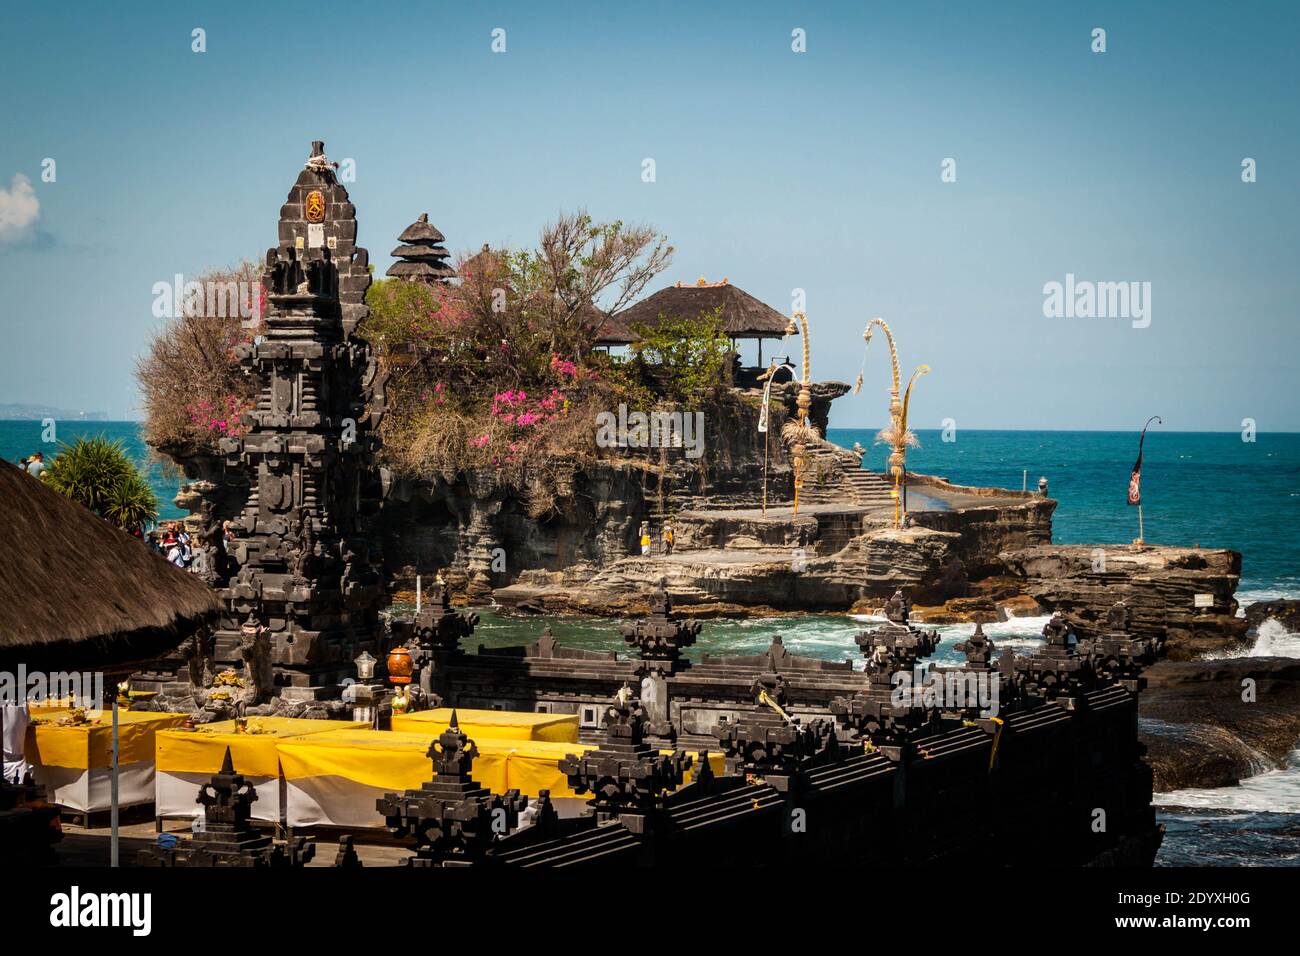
<box><xmin>629</xmin><ymin>308</ymin><xmax>731</xmax><ymax>403</ymax></box>
<box><xmin>43</xmin><ymin>436</ymin><xmax>160</xmax><ymax>531</ymax></box>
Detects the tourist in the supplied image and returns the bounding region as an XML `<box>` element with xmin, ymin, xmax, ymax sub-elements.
<box><xmin>640</xmin><ymin>528</ymin><xmax>651</xmax><ymax>556</ymax></box>
<box><xmin>24</xmin><ymin>451</ymin><xmax>46</xmax><ymax>478</ymax></box>
<box><xmin>663</xmin><ymin>524</ymin><xmax>675</xmax><ymax>555</ymax></box>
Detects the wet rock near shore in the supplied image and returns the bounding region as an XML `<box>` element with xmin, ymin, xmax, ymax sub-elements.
<box><xmin>1140</xmin><ymin>657</ymin><xmax>1300</xmax><ymax>792</ymax></box>
<box><xmin>1245</xmin><ymin>599</ymin><xmax>1300</xmax><ymax>634</ymax></box>
<box><xmin>1001</xmin><ymin>544</ymin><xmax>1247</xmax><ymax>659</ymax></box>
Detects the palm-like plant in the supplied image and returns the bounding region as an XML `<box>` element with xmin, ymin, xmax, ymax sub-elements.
<box><xmin>104</xmin><ymin>470</ymin><xmax>161</xmax><ymax>530</ymax></box>
<box><xmin>42</xmin><ymin>435</ymin><xmax>160</xmax><ymax>531</ymax></box>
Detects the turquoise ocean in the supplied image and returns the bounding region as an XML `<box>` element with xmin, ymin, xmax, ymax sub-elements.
<box><xmin>4</xmin><ymin>420</ymin><xmax>1299</xmax><ymax>864</ymax></box>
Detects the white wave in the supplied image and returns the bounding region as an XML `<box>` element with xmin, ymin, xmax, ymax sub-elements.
<box><xmin>1236</xmin><ymin>588</ymin><xmax>1300</xmax><ymax>605</ymax></box>
<box><xmin>1204</xmin><ymin>618</ymin><xmax>1300</xmax><ymax>660</ymax></box>
<box><xmin>928</xmin><ymin>615</ymin><xmax>1052</xmax><ymax>649</ymax></box>
<box><xmin>1155</xmin><ymin>750</ymin><xmax>1300</xmax><ymax>814</ymax></box>
<box><xmin>1247</xmin><ymin>619</ymin><xmax>1300</xmax><ymax>657</ymax></box>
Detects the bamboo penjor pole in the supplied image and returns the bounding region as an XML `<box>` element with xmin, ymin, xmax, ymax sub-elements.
<box><xmin>782</xmin><ymin>311</ymin><xmax>814</xmax><ymax>516</ymax></box>
<box><xmin>862</xmin><ymin>318</ymin><xmax>904</xmax><ymax>526</ymax></box>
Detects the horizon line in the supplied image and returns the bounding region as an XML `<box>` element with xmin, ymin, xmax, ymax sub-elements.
<box><xmin>2</xmin><ymin>417</ymin><xmax>1298</xmax><ymax>436</ymax></box>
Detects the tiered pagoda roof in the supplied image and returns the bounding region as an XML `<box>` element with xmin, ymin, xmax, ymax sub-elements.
<box><xmin>386</xmin><ymin>213</ymin><xmax>456</xmax><ymax>281</ymax></box>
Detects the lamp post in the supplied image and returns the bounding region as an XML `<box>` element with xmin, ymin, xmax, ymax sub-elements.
<box><xmin>781</xmin><ymin>311</ymin><xmax>815</xmax><ymax>516</ymax></box>
<box><xmin>347</xmin><ymin>651</ymin><xmax>380</xmax><ymax>726</ymax></box>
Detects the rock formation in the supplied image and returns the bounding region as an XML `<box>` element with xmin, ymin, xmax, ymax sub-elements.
<box><xmin>1140</xmin><ymin>658</ymin><xmax>1300</xmax><ymax>792</ymax></box>
<box><xmin>1001</xmin><ymin>544</ymin><xmax>1247</xmax><ymax>659</ymax></box>
<box><xmin>1245</xmin><ymin>598</ymin><xmax>1300</xmax><ymax>634</ymax></box>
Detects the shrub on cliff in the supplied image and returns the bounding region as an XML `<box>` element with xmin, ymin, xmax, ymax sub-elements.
<box><xmin>136</xmin><ymin>261</ymin><xmax>262</xmax><ymax>453</ymax></box>
<box><xmin>138</xmin><ymin>216</ymin><xmax>760</xmax><ymax>513</ymax></box>
<box><xmin>626</xmin><ymin>308</ymin><xmax>731</xmax><ymax>404</ymax></box>
<box><xmin>368</xmin><ymin>213</ymin><xmax>675</xmax><ymax>498</ymax></box>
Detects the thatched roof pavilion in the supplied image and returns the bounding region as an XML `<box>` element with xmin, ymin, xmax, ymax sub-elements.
<box><xmin>591</xmin><ymin>308</ymin><xmax>638</xmax><ymax>348</ymax></box>
<box><xmin>0</xmin><ymin>464</ymin><xmax>217</xmax><ymax>672</ymax></box>
<box><xmin>615</xmin><ymin>278</ymin><xmax>793</xmax><ymax>341</ymax></box>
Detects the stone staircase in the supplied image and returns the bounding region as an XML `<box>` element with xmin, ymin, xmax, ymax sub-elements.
<box><xmin>800</xmin><ymin>440</ymin><xmax>896</xmax><ymax>510</ymax></box>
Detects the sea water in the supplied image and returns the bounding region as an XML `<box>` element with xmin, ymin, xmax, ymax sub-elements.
<box><xmin>5</xmin><ymin>421</ymin><xmax>1298</xmax><ymax>864</ymax></box>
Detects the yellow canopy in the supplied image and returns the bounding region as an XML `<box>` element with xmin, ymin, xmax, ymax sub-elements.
<box><xmin>27</xmin><ymin>711</ymin><xmax>188</xmax><ymax>769</ymax></box>
<box><xmin>276</xmin><ymin>728</ymin><xmax>584</xmax><ymax>796</ymax></box>
<box><xmin>390</xmin><ymin>707</ymin><xmax>579</xmax><ymax>743</ymax></box>
<box><xmin>156</xmin><ymin>717</ymin><xmax>370</xmax><ymax>778</ymax></box>
<box><xmin>277</xmin><ymin>727</ymin><xmax>726</xmax><ymax>800</ymax></box>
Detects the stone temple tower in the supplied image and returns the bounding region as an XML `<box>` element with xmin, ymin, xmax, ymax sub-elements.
<box><xmin>213</xmin><ymin>141</ymin><xmax>389</xmax><ymax>699</ymax></box>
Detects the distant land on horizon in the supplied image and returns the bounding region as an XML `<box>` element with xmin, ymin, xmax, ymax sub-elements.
<box><xmin>0</xmin><ymin>403</ymin><xmax>108</xmax><ymax>421</ymax></box>
<box><xmin>0</xmin><ymin>407</ymin><xmax>1293</xmax><ymax>435</ymax></box>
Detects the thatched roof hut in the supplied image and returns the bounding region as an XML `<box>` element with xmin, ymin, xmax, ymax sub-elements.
<box><xmin>614</xmin><ymin>278</ymin><xmax>793</xmax><ymax>341</ymax></box>
<box><xmin>0</xmin><ymin>464</ymin><xmax>217</xmax><ymax>672</ymax></box>
<box><xmin>590</xmin><ymin>308</ymin><xmax>638</xmax><ymax>347</ymax></box>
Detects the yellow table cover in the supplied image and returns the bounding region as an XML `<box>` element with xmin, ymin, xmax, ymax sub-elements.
<box><xmin>277</xmin><ymin>727</ymin><xmax>726</xmax><ymax>799</ymax></box>
<box><xmin>27</xmin><ymin>711</ymin><xmax>189</xmax><ymax>769</ymax></box>
<box><xmin>390</xmin><ymin>707</ymin><xmax>580</xmax><ymax>743</ymax></box>
<box><xmin>156</xmin><ymin>717</ymin><xmax>370</xmax><ymax>779</ymax></box>
<box><xmin>277</xmin><ymin>729</ymin><xmax>510</xmax><ymax>795</ymax></box>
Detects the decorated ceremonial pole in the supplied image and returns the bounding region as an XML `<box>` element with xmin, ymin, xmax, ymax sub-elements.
<box><xmin>898</xmin><ymin>364</ymin><xmax>930</xmax><ymax>522</ymax></box>
<box><xmin>861</xmin><ymin>318</ymin><xmax>925</xmax><ymax>527</ymax></box>
<box><xmin>781</xmin><ymin>311</ymin><xmax>816</xmax><ymax>516</ymax></box>
<box><xmin>757</xmin><ymin>360</ymin><xmax>798</xmax><ymax>516</ymax></box>
<box><xmin>1128</xmin><ymin>415</ymin><xmax>1162</xmax><ymax>544</ymax></box>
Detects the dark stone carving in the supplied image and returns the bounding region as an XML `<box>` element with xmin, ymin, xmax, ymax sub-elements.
<box><xmin>377</xmin><ymin>711</ymin><xmax>527</xmax><ymax>866</ymax></box>
<box><xmin>954</xmin><ymin>622</ymin><xmax>995</xmax><ymax>670</ymax></box>
<box><xmin>334</xmin><ymin>834</ymin><xmax>363</xmax><ymax>868</ymax></box>
<box><xmin>211</xmin><ymin>140</ymin><xmax>389</xmax><ymax>697</ymax></box>
<box><xmin>1014</xmin><ymin>612</ymin><xmax>1094</xmax><ymax>703</ymax></box>
<box><xmin>619</xmin><ymin>579</ymin><xmax>700</xmax><ymax>672</ymax></box>
<box><xmin>412</xmin><ymin>580</ymin><xmax>480</xmax><ymax>655</ymax></box>
<box><xmin>714</xmin><ymin>674</ymin><xmax>838</xmax><ymax>788</ymax></box>
<box><xmin>408</xmin><ymin>579</ymin><xmax>480</xmax><ymax>701</ymax></box>
<box><xmin>558</xmin><ymin>686</ymin><xmax>691</xmax><ymax>833</ymax></box>
<box><xmin>829</xmin><ymin>589</ymin><xmax>943</xmax><ymax>751</ymax></box>
<box><xmin>1083</xmin><ymin>601</ymin><xmax>1156</xmax><ymax>690</ymax></box>
<box><xmin>139</xmin><ymin>747</ymin><xmax>314</xmax><ymax>867</ymax></box>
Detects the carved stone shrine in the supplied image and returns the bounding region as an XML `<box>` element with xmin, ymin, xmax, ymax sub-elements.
<box><xmin>377</xmin><ymin>711</ymin><xmax>527</xmax><ymax>866</ymax></box>
<box><xmin>829</xmin><ymin>588</ymin><xmax>943</xmax><ymax>752</ymax></box>
<box><xmin>213</xmin><ymin>141</ymin><xmax>390</xmax><ymax>698</ymax></box>
<box><xmin>139</xmin><ymin>747</ymin><xmax>314</xmax><ymax>867</ymax></box>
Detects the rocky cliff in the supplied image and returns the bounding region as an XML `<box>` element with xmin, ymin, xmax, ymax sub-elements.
<box><xmin>1001</xmin><ymin>544</ymin><xmax>1247</xmax><ymax>659</ymax></box>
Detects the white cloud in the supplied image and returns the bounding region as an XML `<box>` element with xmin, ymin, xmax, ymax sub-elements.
<box><xmin>0</xmin><ymin>173</ymin><xmax>40</xmax><ymax>242</ymax></box>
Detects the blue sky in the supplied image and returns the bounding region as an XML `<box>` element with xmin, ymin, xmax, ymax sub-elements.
<box><xmin>1</xmin><ymin>0</ymin><xmax>1296</xmax><ymax>429</ymax></box>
